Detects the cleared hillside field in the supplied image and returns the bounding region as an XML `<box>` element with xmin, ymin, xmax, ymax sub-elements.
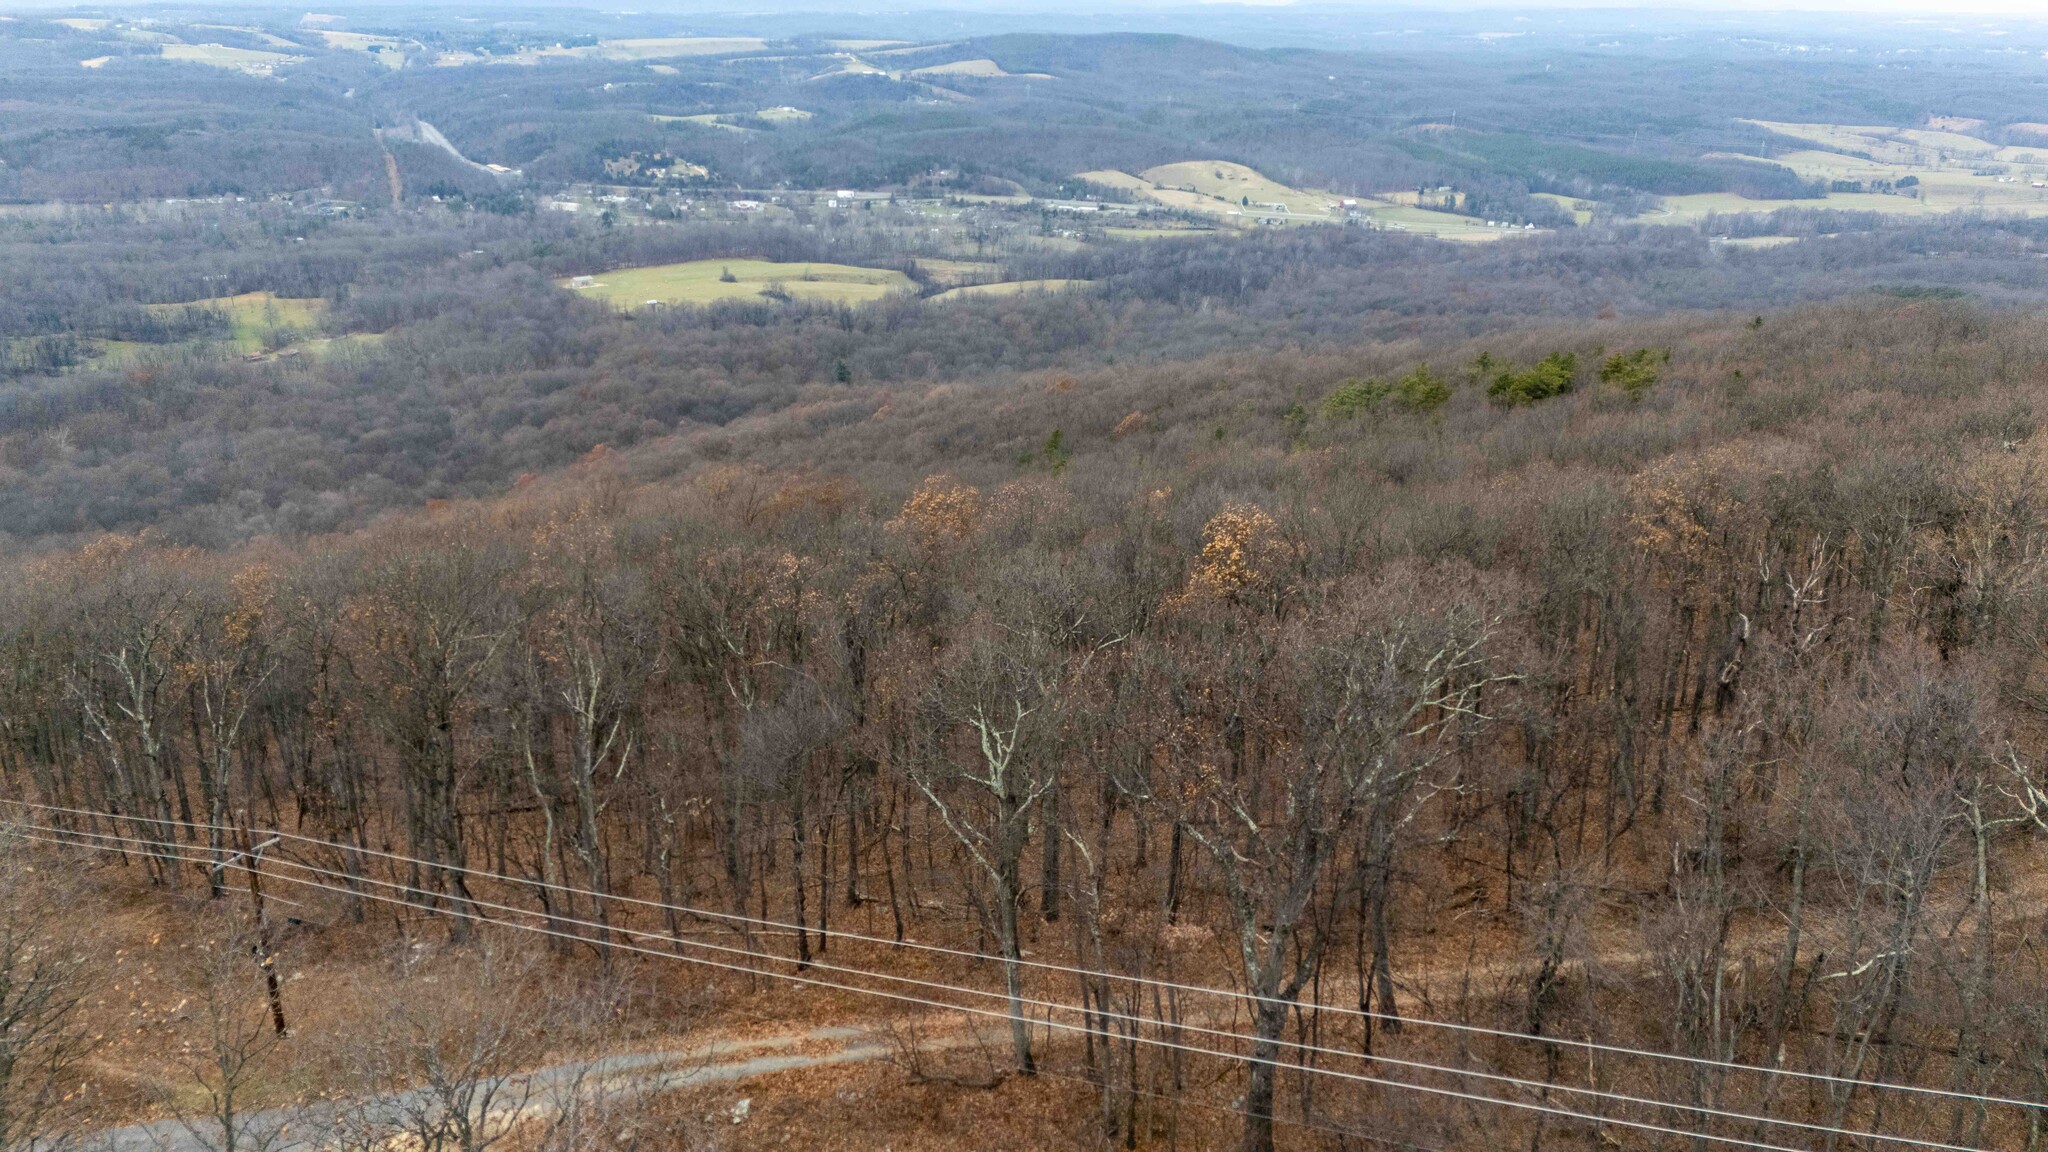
<box><xmin>146</xmin><ymin>291</ymin><xmax>326</xmax><ymax>352</ymax></box>
<box><xmin>161</xmin><ymin>43</ymin><xmax>301</xmax><ymax>70</ymax></box>
<box><xmin>930</xmin><ymin>278</ymin><xmax>1092</xmax><ymax>301</ymax></box>
<box><xmin>1533</xmin><ymin>192</ymin><xmax>1595</xmax><ymax>225</ymax></box>
<box><xmin>563</xmin><ymin>260</ymin><xmax>914</xmax><ymax>308</ymax></box>
<box><xmin>583</xmin><ymin>37</ymin><xmax>768</xmax><ymax>59</ymax></box>
<box><xmin>1142</xmin><ymin>160</ymin><xmax>1338</xmax><ymax>218</ymax></box>
<box><xmin>1669</xmin><ymin>119</ymin><xmax>2048</xmax><ymax>224</ymax></box>
<box><xmin>1074</xmin><ymin>170</ymin><xmax>1153</xmax><ymax>193</ymax></box>
<box><xmin>653</xmin><ymin>106</ymin><xmax>813</xmax><ymax>132</ymax></box>
<box><xmin>909</xmin><ymin>58</ymin><xmax>1052</xmax><ymax>79</ymax></box>
<box><xmin>1743</xmin><ymin>120</ymin><xmax>1999</xmax><ymax>164</ymax></box>
<box><xmin>651</xmin><ymin>113</ymin><xmax>749</xmax><ymax>133</ymax></box>
<box><xmin>1359</xmin><ymin>204</ymin><xmax>1512</xmax><ymax>240</ymax></box>
<box><xmin>1644</xmin><ymin>191</ymin><xmax>1944</xmax><ymax>225</ymax></box>
<box><xmin>911</xmin><ymin>258</ymin><xmax>1002</xmax><ymax>285</ymax></box>
<box><xmin>1078</xmin><ymin>163</ymin><xmax>1333</xmax><ymax>225</ymax></box>
<box><xmin>1079</xmin><ymin>161</ymin><xmax>1504</xmax><ymax>238</ymax></box>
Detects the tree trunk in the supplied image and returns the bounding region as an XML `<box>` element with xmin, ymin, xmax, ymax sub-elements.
<box><xmin>1239</xmin><ymin>998</ymin><xmax>1288</xmax><ymax>1152</ymax></box>
<box><xmin>996</xmin><ymin>866</ymin><xmax>1035</xmax><ymax>1074</ymax></box>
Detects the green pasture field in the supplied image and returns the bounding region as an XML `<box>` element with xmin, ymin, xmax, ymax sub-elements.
<box><xmin>1361</xmin><ymin>204</ymin><xmax>1510</xmax><ymax>240</ymax></box>
<box><xmin>563</xmin><ymin>260</ymin><xmax>915</xmax><ymax>308</ymax></box>
<box><xmin>146</xmin><ymin>292</ymin><xmax>327</xmax><ymax>353</ymax></box>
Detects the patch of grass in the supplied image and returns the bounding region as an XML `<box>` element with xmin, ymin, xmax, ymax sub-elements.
<box><xmin>145</xmin><ymin>292</ymin><xmax>327</xmax><ymax>353</ymax></box>
<box><xmin>563</xmin><ymin>260</ymin><xmax>915</xmax><ymax>309</ymax></box>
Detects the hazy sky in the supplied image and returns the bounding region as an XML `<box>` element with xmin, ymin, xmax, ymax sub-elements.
<box><xmin>1361</xmin><ymin>0</ymin><xmax>2044</xmax><ymax>12</ymax></box>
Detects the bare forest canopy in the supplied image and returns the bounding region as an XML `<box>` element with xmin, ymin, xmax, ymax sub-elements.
<box><xmin>16</xmin><ymin>7</ymin><xmax>2048</xmax><ymax>1152</ymax></box>
<box><xmin>13</xmin><ymin>298</ymin><xmax>2048</xmax><ymax>1151</ymax></box>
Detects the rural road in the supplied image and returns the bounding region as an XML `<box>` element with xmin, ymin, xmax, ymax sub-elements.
<box><xmin>89</xmin><ymin>1026</ymin><xmax>892</xmax><ymax>1152</ymax></box>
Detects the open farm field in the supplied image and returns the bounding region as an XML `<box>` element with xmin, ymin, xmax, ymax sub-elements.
<box><xmin>1669</xmin><ymin>119</ymin><xmax>2048</xmax><ymax>224</ymax></box>
<box><xmin>911</xmin><ymin>258</ymin><xmax>1002</xmax><ymax>285</ymax></box>
<box><xmin>319</xmin><ymin>30</ymin><xmax>408</xmax><ymax>66</ymax></box>
<box><xmin>1713</xmin><ymin>235</ymin><xmax>1803</xmax><ymax>249</ymax></box>
<box><xmin>908</xmin><ymin>58</ymin><xmax>1051</xmax><ymax>79</ymax></box>
<box><xmin>1079</xmin><ymin>161</ymin><xmax>1513</xmax><ymax>237</ymax></box>
<box><xmin>1646</xmin><ymin>182</ymin><xmax>2048</xmax><ymax>224</ymax></box>
<box><xmin>1744</xmin><ymin>120</ymin><xmax>1999</xmax><ymax>164</ymax></box>
<box><xmin>581</xmin><ymin>37</ymin><xmax>769</xmax><ymax>59</ymax></box>
<box><xmin>1079</xmin><ymin>162</ymin><xmax>1335</xmax><ymax>225</ymax></box>
<box><xmin>929</xmin><ymin>278</ymin><xmax>1092</xmax><ymax>301</ymax></box>
<box><xmin>1101</xmin><ymin>225</ymin><xmax>1217</xmax><ymax>239</ymax></box>
<box><xmin>652</xmin><ymin>106</ymin><xmax>812</xmax><ymax>133</ymax></box>
<box><xmin>161</xmin><ymin>42</ymin><xmax>301</xmax><ymax>70</ymax></box>
<box><xmin>439</xmin><ymin>37</ymin><xmax>771</xmax><ymax>65</ymax></box>
<box><xmin>563</xmin><ymin>259</ymin><xmax>914</xmax><ymax>308</ymax></box>
<box><xmin>1074</xmin><ymin>169</ymin><xmax>1152</xmax><ymax>193</ymax></box>
<box><xmin>193</xmin><ymin>24</ymin><xmax>302</xmax><ymax>48</ymax></box>
<box><xmin>1533</xmin><ymin>192</ymin><xmax>1595</xmax><ymax>225</ymax></box>
<box><xmin>1141</xmin><ymin>160</ymin><xmax>1339</xmax><ymax>218</ymax></box>
<box><xmin>146</xmin><ymin>291</ymin><xmax>327</xmax><ymax>352</ymax></box>
<box><xmin>1361</xmin><ymin>203</ymin><xmax>1512</xmax><ymax>239</ymax></box>
<box><xmin>651</xmin><ymin>113</ymin><xmax>749</xmax><ymax>133</ymax></box>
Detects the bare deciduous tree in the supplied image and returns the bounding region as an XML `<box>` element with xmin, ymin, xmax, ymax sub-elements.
<box><xmin>0</xmin><ymin>847</ymin><xmax>97</xmax><ymax>1152</ymax></box>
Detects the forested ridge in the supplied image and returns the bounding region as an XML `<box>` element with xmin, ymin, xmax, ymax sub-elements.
<box><xmin>11</xmin><ymin>208</ymin><xmax>2048</xmax><ymax>547</ymax></box>
<box><xmin>11</xmin><ymin>298</ymin><xmax>2048</xmax><ymax>1150</ymax></box>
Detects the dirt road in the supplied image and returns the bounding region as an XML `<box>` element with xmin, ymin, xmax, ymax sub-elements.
<box><xmin>91</xmin><ymin>1026</ymin><xmax>890</xmax><ymax>1152</ymax></box>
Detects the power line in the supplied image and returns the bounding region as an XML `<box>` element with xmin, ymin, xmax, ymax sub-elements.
<box><xmin>4</xmin><ymin>822</ymin><xmax>1812</xmax><ymax>1152</ymax></box>
<box><xmin>0</xmin><ymin>819</ymin><xmax>2001</xmax><ymax>1152</ymax></box>
<box><xmin>0</xmin><ymin>822</ymin><xmax>1461</xmax><ymax>1152</ymax></box>
<box><xmin>14</xmin><ymin>797</ymin><xmax>2034</xmax><ymax>1117</ymax></box>
<box><xmin>131</xmin><ymin>823</ymin><xmax>1998</xmax><ymax>1152</ymax></box>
